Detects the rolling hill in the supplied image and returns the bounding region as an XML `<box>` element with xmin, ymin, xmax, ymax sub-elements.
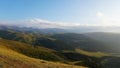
<box><xmin>85</xmin><ymin>32</ymin><xmax>120</xmax><ymax>53</ymax></box>
<box><xmin>0</xmin><ymin>42</ymin><xmax>86</xmax><ymax>68</ymax></box>
<box><xmin>0</xmin><ymin>29</ymin><xmax>110</xmax><ymax>52</ymax></box>
<box><xmin>0</xmin><ymin>39</ymin><xmax>105</xmax><ymax>68</ymax></box>
<box><xmin>0</xmin><ymin>26</ymin><xmax>120</xmax><ymax>68</ymax></box>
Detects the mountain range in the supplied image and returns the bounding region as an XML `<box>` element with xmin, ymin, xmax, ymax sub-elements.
<box><xmin>0</xmin><ymin>25</ymin><xmax>120</xmax><ymax>68</ymax></box>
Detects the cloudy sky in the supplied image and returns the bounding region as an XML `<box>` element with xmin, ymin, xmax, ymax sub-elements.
<box><xmin>0</xmin><ymin>0</ymin><xmax>120</xmax><ymax>29</ymax></box>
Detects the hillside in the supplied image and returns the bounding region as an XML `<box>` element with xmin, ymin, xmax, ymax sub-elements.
<box><xmin>85</xmin><ymin>32</ymin><xmax>120</xmax><ymax>53</ymax></box>
<box><xmin>0</xmin><ymin>30</ymin><xmax>110</xmax><ymax>52</ymax></box>
<box><xmin>0</xmin><ymin>44</ymin><xmax>86</xmax><ymax>68</ymax></box>
<box><xmin>0</xmin><ymin>39</ymin><xmax>65</xmax><ymax>62</ymax></box>
<box><xmin>0</xmin><ymin>28</ymin><xmax>120</xmax><ymax>68</ymax></box>
<box><xmin>0</xmin><ymin>39</ymin><xmax>105</xmax><ymax>68</ymax></box>
<box><xmin>75</xmin><ymin>49</ymin><xmax>109</xmax><ymax>58</ymax></box>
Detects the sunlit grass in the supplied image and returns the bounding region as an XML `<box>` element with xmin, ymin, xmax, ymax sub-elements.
<box><xmin>75</xmin><ymin>48</ymin><xmax>109</xmax><ymax>58</ymax></box>
<box><xmin>0</xmin><ymin>45</ymin><xmax>86</xmax><ymax>68</ymax></box>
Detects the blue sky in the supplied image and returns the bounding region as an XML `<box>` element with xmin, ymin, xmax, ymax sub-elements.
<box><xmin>0</xmin><ymin>0</ymin><xmax>96</xmax><ymax>22</ymax></box>
<box><xmin>0</xmin><ymin>0</ymin><xmax>120</xmax><ymax>28</ymax></box>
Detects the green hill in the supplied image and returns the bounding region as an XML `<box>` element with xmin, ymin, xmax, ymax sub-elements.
<box><xmin>85</xmin><ymin>32</ymin><xmax>120</xmax><ymax>53</ymax></box>
<box><xmin>0</xmin><ymin>29</ymin><xmax>120</xmax><ymax>68</ymax></box>
<box><xmin>0</xmin><ymin>39</ymin><xmax>65</xmax><ymax>62</ymax></box>
<box><xmin>0</xmin><ymin>30</ymin><xmax>109</xmax><ymax>52</ymax></box>
<box><xmin>0</xmin><ymin>43</ymin><xmax>86</xmax><ymax>68</ymax></box>
<box><xmin>0</xmin><ymin>39</ymin><xmax>105</xmax><ymax>68</ymax></box>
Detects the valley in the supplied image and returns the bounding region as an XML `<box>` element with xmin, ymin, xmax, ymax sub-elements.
<box><xmin>0</xmin><ymin>25</ymin><xmax>120</xmax><ymax>68</ymax></box>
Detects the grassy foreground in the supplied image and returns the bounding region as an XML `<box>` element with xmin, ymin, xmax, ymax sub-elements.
<box><xmin>0</xmin><ymin>45</ymin><xmax>86</xmax><ymax>68</ymax></box>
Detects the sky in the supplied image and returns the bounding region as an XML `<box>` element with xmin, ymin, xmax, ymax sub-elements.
<box><xmin>0</xmin><ymin>0</ymin><xmax>120</xmax><ymax>29</ymax></box>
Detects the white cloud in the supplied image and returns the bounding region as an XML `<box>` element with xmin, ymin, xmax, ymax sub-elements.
<box><xmin>22</xmin><ymin>18</ymin><xmax>84</xmax><ymax>28</ymax></box>
<box><xmin>1</xmin><ymin>12</ymin><xmax>120</xmax><ymax>32</ymax></box>
<box><xmin>96</xmin><ymin>12</ymin><xmax>104</xmax><ymax>17</ymax></box>
<box><xmin>95</xmin><ymin>12</ymin><xmax>120</xmax><ymax>26</ymax></box>
<box><xmin>0</xmin><ymin>19</ymin><xmax>81</xmax><ymax>28</ymax></box>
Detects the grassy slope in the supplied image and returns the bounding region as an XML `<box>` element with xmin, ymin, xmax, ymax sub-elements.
<box><xmin>75</xmin><ymin>48</ymin><xmax>109</xmax><ymax>58</ymax></box>
<box><xmin>0</xmin><ymin>39</ymin><xmax>106</xmax><ymax>68</ymax></box>
<box><xmin>0</xmin><ymin>39</ymin><xmax>65</xmax><ymax>62</ymax></box>
<box><xmin>0</xmin><ymin>42</ymin><xmax>86</xmax><ymax>68</ymax></box>
<box><xmin>0</xmin><ymin>30</ymin><xmax>109</xmax><ymax>52</ymax></box>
